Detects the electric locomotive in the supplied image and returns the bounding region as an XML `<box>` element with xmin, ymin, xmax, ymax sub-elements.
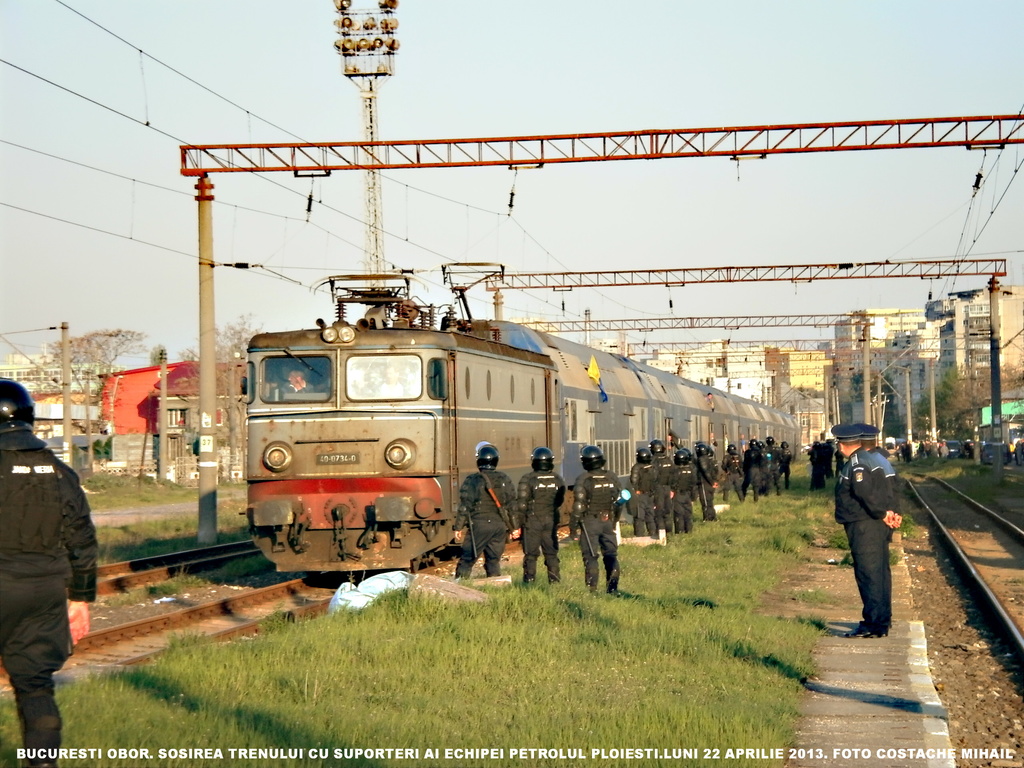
<box><xmin>244</xmin><ymin>275</ymin><xmax>799</xmax><ymax>572</ymax></box>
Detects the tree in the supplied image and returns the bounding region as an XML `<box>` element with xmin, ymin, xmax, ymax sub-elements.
<box><xmin>69</xmin><ymin>329</ymin><xmax>147</xmax><ymax>377</ymax></box>
<box><xmin>178</xmin><ymin>313</ymin><xmax>262</xmax><ymax>363</ymax></box>
<box><xmin>65</xmin><ymin>329</ymin><xmax>147</xmax><ymax>467</ymax></box>
<box><xmin>178</xmin><ymin>314</ymin><xmax>263</xmax><ymax>477</ymax></box>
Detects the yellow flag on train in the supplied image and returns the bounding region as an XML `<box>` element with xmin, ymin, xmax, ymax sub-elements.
<box><xmin>587</xmin><ymin>356</ymin><xmax>609</xmax><ymax>402</ymax></box>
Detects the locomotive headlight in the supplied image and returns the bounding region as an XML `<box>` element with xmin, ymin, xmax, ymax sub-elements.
<box><xmin>263</xmin><ymin>441</ymin><xmax>293</xmax><ymax>472</ymax></box>
<box><xmin>384</xmin><ymin>439</ymin><xmax>416</xmax><ymax>470</ymax></box>
<box><xmin>318</xmin><ymin>322</ymin><xmax>355</xmax><ymax>344</ymax></box>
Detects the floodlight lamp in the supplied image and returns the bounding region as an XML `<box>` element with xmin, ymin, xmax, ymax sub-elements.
<box><xmin>371</xmin><ymin>37</ymin><xmax>384</xmax><ymax>49</ymax></box>
<box><xmin>379</xmin><ymin>0</ymin><xmax>398</xmax><ymax>9</ymax></box>
<box><xmin>364</xmin><ymin>16</ymin><xmax>377</xmax><ymax>29</ymax></box>
<box><xmin>341</xmin><ymin>16</ymin><xmax>356</xmax><ymax>28</ymax></box>
<box><xmin>381</xmin><ymin>18</ymin><xmax>398</xmax><ymax>31</ymax></box>
<box><xmin>334</xmin><ymin>0</ymin><xmax>352</xmax><ymax>10</ymax></box>
<box><xmin>357</xmin><ymin>37</ymin><xmax>371</xmax><ymax>50</ymax></box>
<box><xmin>386</xmin><ymin>38</ymin><xmax>400</xmax><ymax>51</ymax></box>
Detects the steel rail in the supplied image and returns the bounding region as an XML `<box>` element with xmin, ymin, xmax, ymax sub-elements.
<box><xmin>905</xmin><ymin>478</ymin><xmax>1024</xmax><ymax>665</ymax></box>
<box><xmin>96</xmin><ymin>540</ymin><xmax>260</xmax><ymax>595</ymax></box>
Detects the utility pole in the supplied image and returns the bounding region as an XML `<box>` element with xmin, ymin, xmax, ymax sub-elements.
<box><xmin>196</xmin><ymin>175</ymin><xmax>218</xmax><ymax>544</ymax></box>
<box><xmin>862</xmin><ymin>316</ymin><xmax>871</xmax><ymax>424</ymax></box>
<box><xmin>61</xmin><ymin>322</ymin><xmax>71</xmax><ymax>466</ymax></box>
<box><xmin>159</xmin><ymin>349</ymin><xmax>169</xmax><ymax>482</ymax></box>
<box><xmin>989</xmin><ymin>276</ymin><xmax>1004</xmax><ymax>482</ymax></box>
<box><xmin>85</xmin><ymin>370</ymin><xmax>94</xmax><ymax>471</ymax></box>
<box><xmin>905</xmin><ymin>367</ymin><xmax>913</xmax><ymax>444</ymax></box>
<box><xmin>929</xmin><ymin>359</ymin><xmax>937</xmax><ymax>444</ymax></box>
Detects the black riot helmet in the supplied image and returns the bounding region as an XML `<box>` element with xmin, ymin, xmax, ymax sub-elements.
<box><xmin>781</xmin><ymin>441</ymin><xmax>789</xmax><ymax>449</ymax></box>
<box><xmin>694</xmin><ymin>442</ymin><xmax>709</xmax><ymax>457</ymax></box>
<box><xmin>727</xmin><ymin>444</ymin><xmax>738</xmax><ymax>455</ymax></box>
<box><xmin>635</xmin><ymin>447</ymin><xmax>653</xmax><ymax>465</ymax></box>
<box><xmin>765</xmin><ymin>436</ymin><xmax>776</xmax><ymax>446</ymax></box>
<box><xmin>476</xmin><ymin>444</ymin><xmax>500</xmax><ymax>470</ymax></box>
<box><xmin>0</xmin><ymin>379</ymin><xmax>35</xmax><ymax>432</ymax></box>
<box><xmin>580</xmin><ymin>444</ymin><xmax>606</xmax><ymax>471</ymax></box>
<box><xmin>649</xmin><ymin>439</ymin><xmax>666</xmax><ymax>456</ymax></box>
<box><xmin>531</xmin><ymin>446</ymin><xmax>554</xmax><ymax>472</ymax></box>
<box><xmin>674</xmin><ymin>448</ymin><xmax>692</xmax><ymax>465</ymax></box>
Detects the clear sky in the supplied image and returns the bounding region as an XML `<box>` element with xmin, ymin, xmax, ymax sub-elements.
<box><xmin>2</xmin><ymin>0</ymin><xmax>1022</xmax><ymax>369</ymax></box>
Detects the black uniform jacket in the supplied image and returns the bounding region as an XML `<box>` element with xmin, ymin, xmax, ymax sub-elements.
<box><xmin>834</xmin><ymin>448</ymin><xmax>891</xmax><ymax>525</ymax></box>
<box><xmin>0</xmin><ymin>425</ymin><xmax>98</xmax><ymax>601</ymax></box>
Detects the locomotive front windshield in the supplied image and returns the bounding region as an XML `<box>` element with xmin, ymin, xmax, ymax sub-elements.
<box><xmin>260</xmin><ymin>355</ymin><xmax>333</xmax><ymax>402</ymax></box>
<box><xmin>346</xmin><ymin>354</ymin><xmax>422</xmax><ymax>401</ymax></box>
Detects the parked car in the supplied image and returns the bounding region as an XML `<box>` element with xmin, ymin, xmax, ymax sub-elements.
<box><xmin>944</xmin><ymin>440</ymin><xmax>962</xmax><ymax>459</ymax></box>
<box><xmin>980</xmin><ymin>442</ymin><xmax>1012</xmax><ymax>465</ymax></box>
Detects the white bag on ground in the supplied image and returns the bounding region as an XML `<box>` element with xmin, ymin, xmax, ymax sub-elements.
<box><xmin>328</xmin><ymin>570</ymin><xmax>413</xmax><ymax>612</ymax></box>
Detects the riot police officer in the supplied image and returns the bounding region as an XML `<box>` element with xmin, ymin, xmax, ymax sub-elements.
<box><xmin>0</xmin><ymin>379</ymin><xmax>97</xmax><ymax>768</ymax></box>
<box><xmin>516</xmin><ymin>446</ymin><xmax>566</xmax><ymax>584</ymax></box>
<box><xmin>694</xmin><ymin>442</ymin><xmax>718</xmax><ymax>521</ymax></box>
<box><xmin>454</xmin><ymin>444</ymin><xmax>517</xmax><ymax>579</ymax></box>
<box><xmin>571</xmin><ymin>445</ymin><xmax>624</xmax><ymax>594</ymax></box>
<box><xmin>719</xmin><ymin>444</ymin><xmax>744</xmax><ymax>502</ymax></box>
<box><xmin>669</xmin><ymin>448</ymin><xmax>697</xmax><ymax>534</ymax></box>
<box><xmin>742</xmin><ymin>439</ymin><xmax>764</xmax><ymax>501</ymax></box>
<box><xmin>649</xmin><ymin>439</ymin><xmax>673</xmax><ymax>537</ymax></box>
<box><xmin>808</xmin><ymin>442</ymin><xmax>824</xmax><ymax>489</ymax></box>
<box><xmin>762</xmin><ymin>436</ymin><xmax>782</xmax><ymax>496</ymax></box>
<box><xmin>778</xmin><ymin>440</ymin><xmax>793</xmax><ymax>490</ymax></box>
<box><xmin>628</xmin><ymin>447</ymin><xmax>657</xmax><ymax>538</ymax></box>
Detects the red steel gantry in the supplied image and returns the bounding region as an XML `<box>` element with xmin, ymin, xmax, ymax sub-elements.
<box><xmin>181</xmin><ymin>114</ymin><xmax>1023</xmax><ymax>174</ymax></box>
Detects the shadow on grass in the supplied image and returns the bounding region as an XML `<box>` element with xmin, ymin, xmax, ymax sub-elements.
<box><xmin>635</xmin><ymin>594</ymin><xmax>719</xmax><ymax>617</ymax></box>
<box><xmin>712</xmin><ymin>633</ymin><xmax>807</xmax><ymax>682</ymax></box>
<box><xmin>117</xmin><ymin>667</ymin><xmax>388</xmax><ymax>767</ymax></box>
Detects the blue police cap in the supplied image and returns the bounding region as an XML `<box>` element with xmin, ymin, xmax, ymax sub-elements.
<box><xmin>831</xmin><ymin>424</ymin><xmax>863</xmax><ymax>443</ymax></box>
<box><xmin>855</xmin><ymin>423</ymin><xmax>881</xmax><ymax>439</ymax></box>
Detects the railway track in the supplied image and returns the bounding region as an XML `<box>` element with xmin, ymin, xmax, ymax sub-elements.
<box><xmin>47</xmin><ymin>578</ymin><xmax>339</xmax><ymax>685</ymax></box>
<box><xmin>0</xmin><ymin>539</ymin><xmax>508</xmax><ymax>692</ymax></box>
<box><xmin>905</xmin><ymin>473</ymin><xmax>1024</xmax><ymax>664</ymax></box>
<box><xmin>96</xmin><ymin>540</ymin><xmax>260</xmax><ymax>595</ymax></box>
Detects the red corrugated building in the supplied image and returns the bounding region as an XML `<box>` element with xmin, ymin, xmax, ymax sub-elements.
<box><xmin>100</xmin><ymin>362</ymin><xmax>199</xmax><ymax>435</ymax></box>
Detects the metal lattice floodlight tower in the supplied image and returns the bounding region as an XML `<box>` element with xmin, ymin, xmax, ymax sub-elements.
<box><xmin>334</xmin><ymin>0</ymin><xmax>399</xmax><ymax>275</ymax></box>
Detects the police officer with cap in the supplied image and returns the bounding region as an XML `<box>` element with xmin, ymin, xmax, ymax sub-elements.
<box><xmin>0</xmin><ymin>379</ymin><xmax>97</xmax><ymax>767</ymax></box>
<box><xmin>856</xmin><ymin>423</ymin><xmax>899</xmax><ymax>515</ymax></box>
<box><xmin>516</xmin><ymin>447</ymin><xmax>565</xmax><ymax>584</ymax></box>
<box><xmin>571</xmin><ymin>445</ymin><xmax>624</xmax><ymax>593</ymax></box>
<box><xmin>454</xmin><ymin>444</ymin><xmax>517</xmax><ymax>579</ymax></box>
<box><xmin>832</xmin><ymin>423</ymin><xmax>901</xmax><ymax>638</ymax></box>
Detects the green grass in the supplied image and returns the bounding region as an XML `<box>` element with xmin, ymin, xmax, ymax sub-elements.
<box><xmin>0</xmin><ymin>488</ymin><xmax>846</xmax><ymax>768</ymax></box>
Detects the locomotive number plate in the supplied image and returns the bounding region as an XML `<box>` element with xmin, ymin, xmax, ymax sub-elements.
<box><xmin>316</xmin><ymin>452</ymin><xmax>360</xmax><ymax>465</ymax></box>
